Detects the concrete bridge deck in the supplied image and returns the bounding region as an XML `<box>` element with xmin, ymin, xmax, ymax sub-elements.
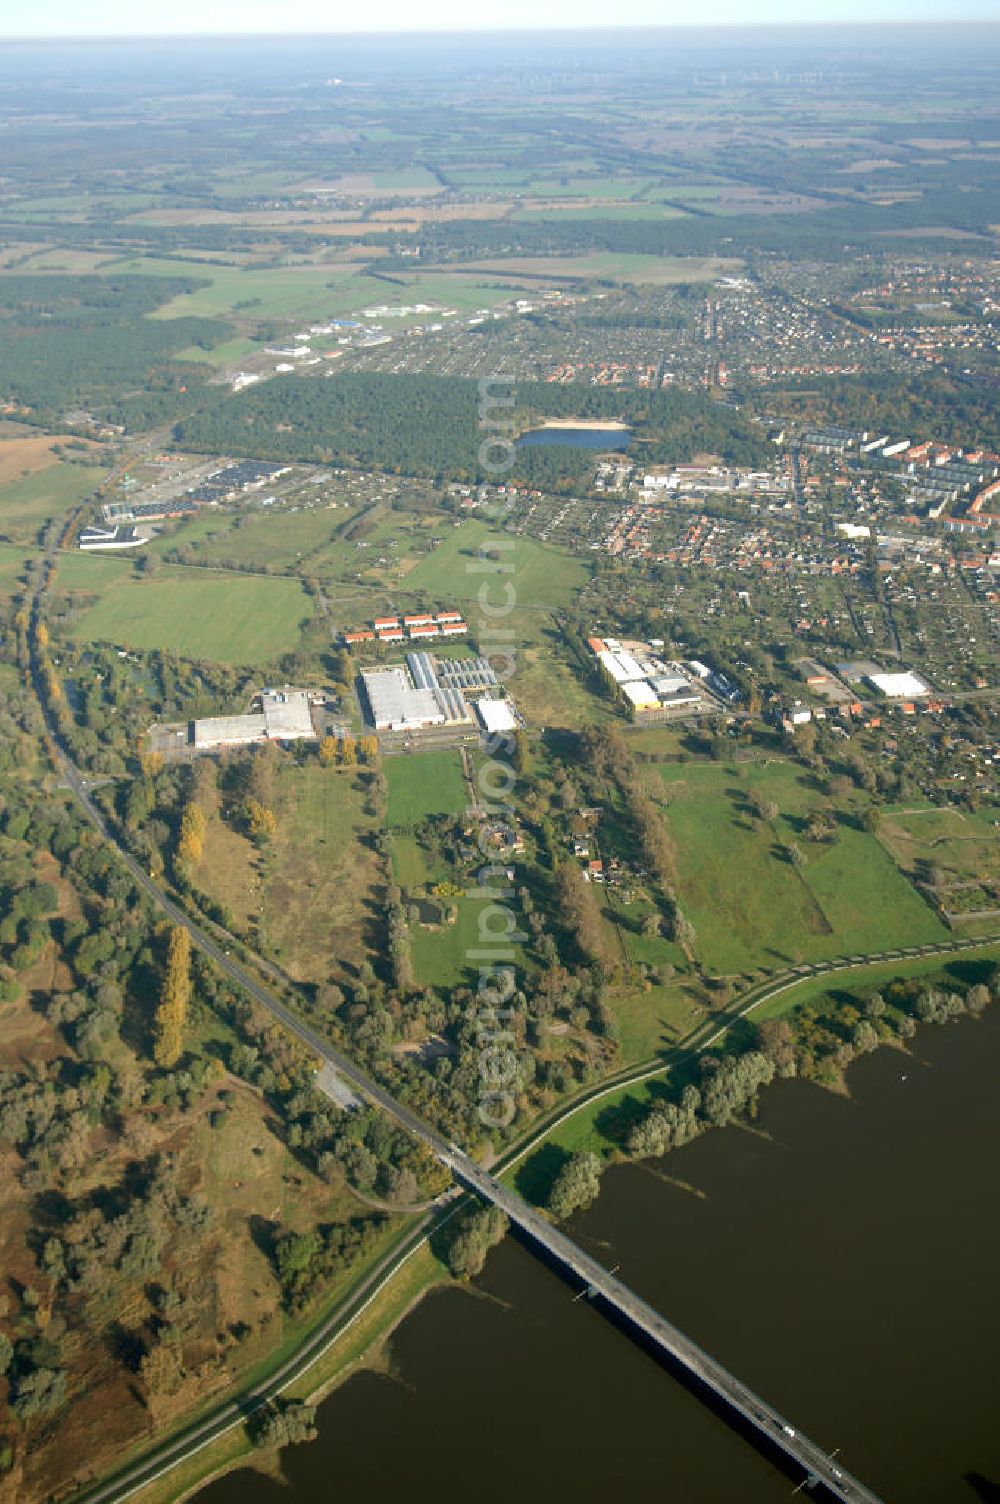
<box><xmin>442</xmin><ymin>1147</ymin><xmax>884</xmax><ymax>1504</ymax></box>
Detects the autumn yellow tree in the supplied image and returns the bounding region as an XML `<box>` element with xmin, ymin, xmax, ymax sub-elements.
<box><xmin>339</xmin><ymin>736</ymin><xmax>356</xmax><ymax>766</ymax></box>
<box><xmin>154</xmin><ymin>927</ymin><xmax>191</xmax><ymax>1069</ymax></box>
<box><xmin>318</xmin><ymin>736</ymin><xmax>337</xmax><ymax>766</ymax></box>
<box><xmin>176</xmin><ymin>802</ymin><xmax>206</xmax><ymax>865</ymax></box>
<box><xmin>359</xmin><ymin>736</ymin><xmax>380</xmax><ymax>766</ymax></box>
<box><xmin>245</xmin><ymin>798</ymin><xmax>277</xmax><ymax>843</ymax></box>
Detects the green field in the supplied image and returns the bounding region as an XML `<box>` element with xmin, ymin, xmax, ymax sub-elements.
<box><xmin>514</xmin><ymin>203</ymin><xmax>690</xmax><ymax>222</ymax></box>
<box><xmin>404</xmin><ymin>521</ymin><xmax>588</xmax><ymax>609</ymax></box>
<box><xmin>172</xmin><ymin>335</ymin><xmax>264</xmax><ymax>368</ymax></box>
<box><xmin>385</xmin><ymin>749</ymin><xmax>468</xmax><ymax>827</ymax></box>
<box><xmin>156</xmin><ymin>504</ymin><xmax>343</xmax><ymax>569</ymax></box>
<box><xmin>879</xmin><ymin>805</ymin><xmax>1000</xmax><ymax>886</ymax></box>
<box><xmin>96</xmin><ymin>255</ymin><xmax>525</xmax><ymax>328</ymax></box>
<box><xmin>61</xmin><ymin>560</ymin><xmax>310</xmax><ymax>663</ymax></box>
<box><xmin>658</xmin><ymin>761</ymin><xmax>947</xmax><ymax>974</ymax></box>
<box><xmin>0</xmin><ymin>463</ymin><xmax>103</xmax><ymax>542</ymax></box>
<box><xmin>434</xmin><ymin>253</ymin><xmax>743</xmax><ymax>285</ymax></box>
<box><xmin>0</xmin><ymin>542</ymin><xmax>30</xmax><ymax>601</ymax></box>
<box><xmin>409</xmin><ymin>896</ymin><xmax>483</xmax><ymax>990</ymax></box>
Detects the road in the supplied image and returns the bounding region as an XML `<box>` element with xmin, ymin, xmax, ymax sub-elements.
<box><xmin>61</xmin><ymin>751</ymin><xmax>449</xmax><ymax>1149</ymax></box>
<box><xmin>26</xmin><ymin>560</ymin><xmax>916</xmax><ymax>1504</ymax></box>
<box><xmin>55</xmin><ymin>738</ymin><xmax>892</xmax><ymax>1504</ymax></box>
<box><xmin>443</xmin><ymin>1144</ymin><xmax>884</xmax><ymax>1504</ymax></box>
<box><xmin>70</xmin><ymin>1212</ymin><xmax>444</xmax><ymax>1504</ymax></box>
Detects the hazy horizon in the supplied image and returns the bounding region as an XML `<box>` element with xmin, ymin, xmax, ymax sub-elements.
<box><xmin>2</xmin><ymin>8</ymin><xmax>997</xmax><ymax>40</ymax></box>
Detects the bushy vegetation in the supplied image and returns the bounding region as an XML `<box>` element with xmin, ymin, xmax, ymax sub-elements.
<box><xmin>547</xmin><ymin>1151</ymin><xmax>603</xmax><ymax>1220</ymax></box>
<box><xmin>439</xmin><ymin>1202</ymin><xmax>509</xmax><ymax>1278</ymax></box>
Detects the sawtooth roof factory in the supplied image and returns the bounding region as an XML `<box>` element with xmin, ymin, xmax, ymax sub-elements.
<box><xmin>361</xmin><ymin>651</ymin><xmax>517</xmax><ymax>736</ymax></box>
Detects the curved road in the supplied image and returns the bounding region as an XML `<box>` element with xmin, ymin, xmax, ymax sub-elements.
<box><xmin>32</xmin><ymin>574</ymin><xmax>994</xmax><ymax>1504</ymax></box>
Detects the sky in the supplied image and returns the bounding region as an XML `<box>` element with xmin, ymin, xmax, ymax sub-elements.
<box><xmin>1</xmin><ymin>0</ymin><xmax>994</xmax><ymax>37</ymax></box>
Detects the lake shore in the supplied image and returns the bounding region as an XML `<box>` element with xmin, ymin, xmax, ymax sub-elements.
<box><xmin>531</xmin><ymin>417</ymin><xmax>630</xmax><ymax>431</ymax></box>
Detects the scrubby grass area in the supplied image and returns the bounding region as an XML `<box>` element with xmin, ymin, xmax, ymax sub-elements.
<box><xmin>157</xmin><ymin>504</ymin><xmax>342</xmax><ymax>570</ymax></box>
<box><xmin>259</xmin><ymin>764</ymin><xmax>381</xmax><ymax>985</ymax></box>
<box><xmin>610</xmin><ymin>979</ymin><xmax>705</xmax><ymax>1064</ymax></box>
<box><xmin>879</xmin><ymin>805</ymin><xmax>1000</xmax><ymax>886</ymax></box>
<box><xmin>658</xmin><ymin>760</ymin><xmax>946</xmax><ymax>973</ymax></box>
<box><xmin>385</xmin><ymin>749</ymin><xmax>468</xmax><ymax>827</ymax></box>
<box><xmin>513</xmin><ymin>619</ymin><xmax>609</xmax><ymax>731</ymax></box>
<box><xmin>62</xmin><ymin>562</ymin><xmax>311</xmax><ymax>664</ymax></box>
<box><xmin>0</xmin><ymin>541</ymin><xmax>31</xmax><ymax>601</ymax></box>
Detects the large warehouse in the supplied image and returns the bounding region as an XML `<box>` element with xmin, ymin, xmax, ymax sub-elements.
<box><xmin>193</xmin><ymin>688</ymin><xmax>316</xmax><ymax>749</ymax></box>
<box><xmin>865</xmin><ymin>670</ymin><xmax>930</xmax><ymax>699</ymax></box>
<box><xmin>361</xmin><ymin>657</ymin><xmax>473</xmax><ymax>732</ymax></box>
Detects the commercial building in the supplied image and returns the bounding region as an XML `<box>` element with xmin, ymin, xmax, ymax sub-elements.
<box><xmin>865</xmin><ymin>670</ymin><xmax>930</xmax><ymax>699</ymax></box>
<box><xmin>361</xmin><ymin>659</ymin><xmax>473</xmax><ymax>732</ymax></box>
<box><xmin>193</xmin><ymin>688</ymin><xmax>317</xmax><ymax>750</ymax></box>
<box><xmin>476</xmin><ymin>697</ymin><xmax>518</xmax><ymax>734</ymax></box>
<box><xmin>78</xmin><ymin>524</ymin><xmax>144</xmax><ymax>551</ymax></box>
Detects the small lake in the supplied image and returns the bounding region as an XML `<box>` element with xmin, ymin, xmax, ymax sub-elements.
<box><xmin>515</xmin><ymin>425</ymin><xmax>631</xmax><ymax>451</ymax></box>
<box><xmin>197</xmin><ymin>1006</ymin><xmax>1000</xmax><ymax>1504</ymax></box>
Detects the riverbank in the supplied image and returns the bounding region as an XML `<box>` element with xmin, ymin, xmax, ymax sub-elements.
<box><xmin>96</xmin><ymin>938</ymin><xmax>999</xmax><ymax>1504</ymax></box>
<box><xmin>197</xmin><ymin>1004</ymin><xmax>1000</xmax><ymax>1503</ymax></box>
<box><xmin>132</xmin><ymin>1243</ymin><xmax>452</xmax><ymax>1504</ymax></box>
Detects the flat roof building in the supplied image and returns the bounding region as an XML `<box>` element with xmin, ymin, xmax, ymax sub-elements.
<box><xmin>476</xmin><ymin>698</ymin><xmax>517</xmax><ymax>734</ymax></box>
<box><xmin>865</xmin><ymin>671</ymin><xmax>930</xmax><ymax>699</ymax></box>
<box><xmin>193</xmin><ymin>688</ymin><xmax>315</xmax><ymax>749</ymax></box>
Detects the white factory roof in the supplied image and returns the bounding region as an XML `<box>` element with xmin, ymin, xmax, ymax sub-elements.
<box><xmin>363</xmin><ymin>668</ymin><xmax>445</xmax><ymax>730</ymax></box>
<box><xmin>476</xmin><ymin>698</ymin><xmax>517</xmax><ymax>734</ymax></box>
<box><xmin>866</xmin><ymin>671</ymin><xmax>929</xmax><ymax>699</ymax></box>
<box><xmin>260</xmin><ymin>689</ymin><xmax>314</xmax><ymax>738</ymax></box>
<box><xmin>621</xmin><ymin>680</ymin><xmax>660</xmax><ymax>708</ymax></box>
<box><xmin>597</xmin><ymin>649</ymin><xmax>647</xmax><ymax>684</ymax></box>
<box><xmin>193</xmin><ymin>688</ymin><xmax>315</xmax><ymax>748</ymax></box>
<box><xmin>649</xmin><ymin>674</ymin><xmax>691</xmax><ymax>697</ymax></box>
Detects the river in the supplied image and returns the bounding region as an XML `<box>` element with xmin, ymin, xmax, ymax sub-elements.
<box><xmin>197</xmin><ymin>1007</ymin><xmax>1000</xmax><ymax>1504</ymax></box>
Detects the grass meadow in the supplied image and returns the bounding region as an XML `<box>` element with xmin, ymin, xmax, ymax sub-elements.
<box><xmin>385</xmin><ymin>749</ymin><xmax>468</xmax><ymax>827</ymax></box>
<box><xmin>60</xmin><ymin>559</ymin><xmax>310</xmax><ymax>664</ymax></box>
<box><xmin>657</xmin><ymin>760</ymin><xmax>947</xmax><ymax>974</ymax></box>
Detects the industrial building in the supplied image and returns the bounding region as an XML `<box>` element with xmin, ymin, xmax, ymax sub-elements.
<box><xmin>865</xmin><ymin>670</ymin><xmax>930</xmax><ymax>700</ymax></box>
<box><xmin>78</xmin><ymin>524</ymin><xmax>144</xmax><ymax>551</ymax></box>
<box><xmin>359</xmin><ymin>650</ymin><xmax>519</xmax><ymax>737</ymax></box>
<box><xmin>361</xmin><ymin>654</ymin><xmax>474</xmax><ymax>732</ymax></box>
<box><xmin>588</xmin><ymin>635</ymin><xmax>707</xmax><ymax>718</ymax></box>
<box><xmin>476</xmin><ymin>697</ymin><xmax>517</xmax><ymax>734</ymax></box>
<box><xmin>193</xmin><ymin>688</ymin><xmax>317</xmax><ymax>750</ymax></box>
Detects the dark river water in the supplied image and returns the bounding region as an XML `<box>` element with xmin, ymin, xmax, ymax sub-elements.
<box><xmin>515</xmin><ymin>426</ymin><xmax>631</xmax><ymax>450</ymax></box>
<box><xmin>199</xmin><ymin>1008</ymin><xmax>1000</xmax><ymax>1504</ymax></box>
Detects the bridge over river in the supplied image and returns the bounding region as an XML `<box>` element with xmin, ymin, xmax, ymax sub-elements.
<box><xmin>440</xmin><ymin>1147</ymin><xmax>883</xmax><ymax>1504</ymax></box>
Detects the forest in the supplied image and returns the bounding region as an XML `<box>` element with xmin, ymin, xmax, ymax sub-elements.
<box><xmin>174</xmin><ymin>371</ymin><xmax>774</xmax><ymax>482</ymax></box>
<box><xmin>0</xmin><ymin>275</ymin><xmax>230</xmax><ymax>428</ymax></box>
